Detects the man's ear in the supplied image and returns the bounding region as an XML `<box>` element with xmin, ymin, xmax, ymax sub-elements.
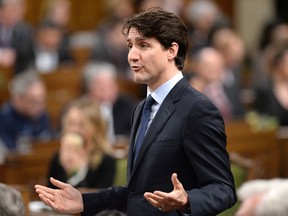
<box><xmin>167</xmin><ymin>42</ymin><xmax>179</xmax><ymax>61</ymax></box>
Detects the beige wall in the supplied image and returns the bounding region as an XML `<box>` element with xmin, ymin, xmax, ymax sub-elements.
<box><xmin>234</xmin><ymin>0</ymin><xmax>275</xmax><ymax>54</ymax></box>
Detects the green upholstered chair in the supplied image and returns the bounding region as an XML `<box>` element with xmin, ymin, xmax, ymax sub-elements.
<box><xmin>113</xmin><ymin>158</ymin><xmax>128</xmax><ymax>186</ymax></box>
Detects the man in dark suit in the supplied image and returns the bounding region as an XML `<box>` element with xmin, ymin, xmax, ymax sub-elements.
<box><xmin>0</xmin><ymin>0</ymin><xmax>34</xmax><ymax>74</ymax></box>
<box><xmin>35</xmin><ymin>8</ymin><xmax>237</xmax><ymax>216</ymax></box>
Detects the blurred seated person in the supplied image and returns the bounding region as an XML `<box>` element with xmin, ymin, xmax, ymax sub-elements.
<box><xmin>185</xmin><ymin>0</ymin><xmax>229</xmax><ymax>53</ymax></box>
<box><xmin>39</xmin><ymin>0</ymin><xmax>71</xmax><ymax>31</ymax></box>
<box><xmin>82</xmin><ymin>61</ymin><xmax>136</xmax><ymax>145</ymax></box>
<box><xmin>48</xmin><ymin>97</ymin><xmax>116</xmax><ymax>189</ymax></box>
<box><xmin>0</xmin><ymin>0</ymin><xmax>33</xmax><ymax>74</ymax></box>
<box><xmin>38</xmin><ymin>0</ymin><xmax>72</xmax><ymax>65</ymax></box>
<box><xmin>252</xmin><ymin>19</ymin><xmax>288</xmax><ymax>90</ymax></box>
<box><xmin>90</xmin><ymin>18</ymin><xmax>131</xmax><ymax>79</ymax></box>
<box><xmin>188</xmin><ymin>47</ymin><xmax>233</xmax><ymax>121</ymax></box>
<box><xmin>0</xmin><ymin>183</ymin><xmax>25</xmax><ymax>216</ymax></box>
<box><xmin>101</xmin><ymin>0</ymin><xmax>133</xmax><ymax>22</ymax></box>
<box><xmin>0</xmin><ymin>71</ymin><xmax>53</xmax><ymax>153</ymax></box>
<box><xmin>235</xmin><ymin>178</ymin><xmax>288</xmax><ymax>216</ymax></box>
<box><xmin>210</xmin><ymin>26</ymin><xmax>246</xmax><ymax>119</ymax></box>
<box><xmin>31</xmin><ymin>20</ymin><xmax>73</xmax><ymax>73</ymax></box>
<box><xmin>254</xmin><ymin>44</ymin><xmax>288</xmax><ymax>126</ymax></box>
<box><xmin>134</xmin><ymin>0</ymin><xmax>183</xmax><ymax>16</ymax></box>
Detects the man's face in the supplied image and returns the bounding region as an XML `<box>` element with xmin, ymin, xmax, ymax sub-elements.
<box><xmin>126</xmin><ymin>28</ymin><xmax>171</xmax><ymax>90</ymax></box>
<box><xmin>1</xmin><ymin>1</ymin><xmax>25</xmax><ymax>27</ymax></box>
<box><xmin>37</xmin><ymin>27</ymin><xmax>62</xmax><ymax>51</ymax></box>
<box><xmin>89</xmin><ymin>73</ymin><xmax>118</xmax><ymax>104</ymax></box>
<box><xmin>197</xmin><ymin>48</ymin><xmax>224</xmax><ymax>83</ymax></box>
<box><xmin>15</xmin><ymin>82</ymin><xmax>46</xmax><ymax>119</ymax></box>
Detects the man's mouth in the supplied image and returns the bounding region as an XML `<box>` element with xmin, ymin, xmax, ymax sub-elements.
<box><xmin>131</xmin><ymin>65</ymin><xmax>142</xmax><ymax>72</ymax></box>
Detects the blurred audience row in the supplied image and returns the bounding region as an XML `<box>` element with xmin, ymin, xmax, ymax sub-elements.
<box><xmin>0</xmin><ymin>61</ymin><xmax>136</xmax><ymax>154</ymax></box>
<box><xmin>1</xmin><ymin>0</ymin><xmax>287</xmax><ymax>122</ymax></box>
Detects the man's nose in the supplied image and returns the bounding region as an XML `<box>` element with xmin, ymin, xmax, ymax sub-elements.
<box><xmin>128</xmin><ymin>47</ymin><xmax>139</xmax><ymax>62</ymax></box>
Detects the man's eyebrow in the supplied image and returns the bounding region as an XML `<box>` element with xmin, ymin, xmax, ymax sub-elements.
<box><xmin>127</xmin><ymin>36</ymin><xmax>148</xmax><ymax>42</ymax></box>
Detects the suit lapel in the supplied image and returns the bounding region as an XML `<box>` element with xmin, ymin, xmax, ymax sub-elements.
<box><xmin>131</xmin><ymin>98</ymin><xmax>175</xmax><ymax>174</ymax></box>
<box><xmin>127</xmin><ymin>100</ymin><xmax>144</xmax><ymax>176</ymax></box>
<box><xmin>127</xmin><ymin>78</ymin><xmax>189</xmax><ymax>183</ymax></box>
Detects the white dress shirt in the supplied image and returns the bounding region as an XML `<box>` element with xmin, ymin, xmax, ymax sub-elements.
<box><xmin>147</xmin><ymin>71</ymin><xmax>183</xmax><ymax>128</ymax></box>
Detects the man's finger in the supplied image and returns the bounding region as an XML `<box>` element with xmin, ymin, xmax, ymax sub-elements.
<box><xmin>144</xmin><ymin>192</ymin><xmax>164</xmax><ymax>201</ymax></box>
<box><xmin>38</xmin><ymin>194</ymin><xmax>49</xmax><ymax>206</ymax></box>
<box><xmin>50</xmin><ymin>177</ymin><xmax>68</xmax><ymax>189</ymax></box>
<box><xmin>144</xmin><ymin>195</ymin><xmax>158</xmax><ymax>206</ymax></box>
<box><xmin>144</xmin><ymin>193</ymin><xmax>164</xmax><ymax>209</ymax></box>
<box><xmin>171</xmin><ymin>173</ymin><xmax>183</xmax><ymax>190</ymax></box>
<box><xmin>36</xmin><ymin>188</ymin><xmax>54</xmax><ymax>201</ymax></box>
<box><xmin>35</xmin><ymin>186</ymin><xmax>54</xmax><ymax>197</ymax></box>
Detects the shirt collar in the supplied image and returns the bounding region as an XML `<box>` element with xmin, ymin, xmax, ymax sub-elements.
<box><xmin>147</xmin><ymin>71</ymin><xmax>183</xmax><ymax>105</ymax></box>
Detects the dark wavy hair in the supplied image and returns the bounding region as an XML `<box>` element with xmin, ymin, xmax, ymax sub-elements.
<box><xmin>122</xmin><ymin>7</ymin><xmax>189</xmax><ymax>71</ymax></box>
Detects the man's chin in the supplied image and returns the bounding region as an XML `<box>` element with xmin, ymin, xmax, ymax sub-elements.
<box><xmin>133</xmin><ymin>75</ymin><xmax>148</xmax><ymax>85</ymax></box>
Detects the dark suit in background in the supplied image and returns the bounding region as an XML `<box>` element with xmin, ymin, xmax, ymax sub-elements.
<box><xmin>112</xmin><ymin>95</ymin><xmax>135</xmax><ymax>137</ymax></box>
<box><xmin>0</xmin><ymin>21</ymin><xmax>34</xmax><ymax>74</ymax></box>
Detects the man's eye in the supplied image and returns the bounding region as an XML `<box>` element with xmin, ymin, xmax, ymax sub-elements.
<box><xmin>127</xmin><ymin>44</ymin><xmax>133</xmax><ymax>49</ymax></box>
<box><xmin>141</xmin><ymin>43</ymin><xmax>148</xmax><ymax>48</ymax></box>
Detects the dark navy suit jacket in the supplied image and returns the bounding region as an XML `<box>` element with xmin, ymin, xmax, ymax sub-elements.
<box><xmin>81</xmin><ymin>78</ymin><xmax>237</xmax><ymax>216</ymax></box>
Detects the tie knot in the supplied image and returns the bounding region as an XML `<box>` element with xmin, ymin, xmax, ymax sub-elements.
<box><xmin>144</xmin><ymin>95</ymin><xmax>155</xmax><ymax>111</ymax></box>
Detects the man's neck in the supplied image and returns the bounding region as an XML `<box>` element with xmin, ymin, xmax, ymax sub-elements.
<box><xmin>148</xmin><ymin>66</ymin><xmax>180</xmax><ymax>91</ymax></box>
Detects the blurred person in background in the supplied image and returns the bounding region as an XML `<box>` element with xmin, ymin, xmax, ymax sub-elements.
<box><xmin>235</xmin><ymin>178</ymin><xmax>288</xmax><ymax>216</ymax></box>
<box><xmin>47</xmin><ymin>97</ymin><xmax>116</xmax><ymax>189</ymax></box>
<box><xmin>90</xmin><ymin>0</ymin><xmax>134</xmax><ymax>79</ymax></box>
<box><xmin>82</xmin><ymin>61</ymin><xmax>136</xmax><ymax>146</ymax></box>
<box><xmin>0</xmin><ymin>183</ymin><xmax>25</xmax><ymax>216</ymax></box>
<box><xmin>90</xmin><ymin>18</ymin><xmax>131</xmax><ymax>79</ymax></box>
<box><xmin>184</xmin><ymin>0</ymin><xmax>229</xmax><ymax>54</ymax></box>
<box><xmin>39</xmin><ymin>0</ymin><xmax>71</xmax><ymax>31</ymax></box>
<box><xmin>103</xmin><ymin>0</ymin><xmax>134</xmax><ymax>21</ymax></box>
<box><xmin>38</xmin><ymin>0</ymin><xmax>72</xmax><ymax>67</ymax></box>
<box><xmin>134</xmin><ymin>0</ymin><xmax>184</xmax><ymax>16</ymax></box>
<box><xmin>0</xmin><ymin>0</ymin><xmax>33</xmax><ymax>74</ymax></box>
<box><xmin>210</xmin><ymin>27</ymin><xmax>246</xmax><ymax>120</ymax></box>
<box><xmin>188</xmin><ymin>47</ymin><xmax>232</xmax><ymax>121</ymax></box>
<box><xmin>0</xmin><ymin>71</ymin><xmax>53</xmax><ymax>153</ymax></box>
<box><xmin>254</xmin><ymin>44</ymin><xmax>288</xmax><ymax>126</ymax></box>
<box><xmin>31</xmin><ymin>20</ymin><xmax>73</xmax><ymax>73</ymax></box>
<box><xmin>252</xmin><ymin>19</ymin><xmax>288</xmax><ymax>91</ymax></box>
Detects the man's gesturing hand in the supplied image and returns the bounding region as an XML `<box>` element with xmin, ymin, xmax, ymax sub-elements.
<box><xmin>144</xmin><ymin>173</ymin><xmax>190</xmax><ymax>212</ymax></box>
<box><xmin>35</xmin><ymin>177</ymin><xmax>84</xmax><ymax>214</ymax></box>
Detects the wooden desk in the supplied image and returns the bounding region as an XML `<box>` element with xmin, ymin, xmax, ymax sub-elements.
<box><xmin>0</xmin><ymin>140</ymin><xmax>60</xmax><ymax>200</ymax></box>
<box><xmin>226</xmin><ymin>121</ymin><xmax>280</xmax><ymax>180</ymax></box>
<box><xmin>276</xmin><ymin>126</ymin><xmax>288</xmax><ymax>178</ymax></box>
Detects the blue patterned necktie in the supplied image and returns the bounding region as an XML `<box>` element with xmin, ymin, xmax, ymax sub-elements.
<box><xmin>133</xmin><ymin>95</ymin><xmax>155</xmax><ymax>163</ymax></box>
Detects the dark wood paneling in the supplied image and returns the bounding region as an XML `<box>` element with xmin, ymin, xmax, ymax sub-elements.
<box><xmin>24</xmin><ymin>0</ymin><xmax>106</xmax><ymax>31</ymax></box>
<box><xmin>23</xmin><ymin>0</ymin><xmax>234</xmax><ymax>31</ymax></box>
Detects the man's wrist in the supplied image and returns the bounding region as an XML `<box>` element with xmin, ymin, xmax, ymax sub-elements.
<box><xmin>179</xmin><ymin>192</ymin><xmax>190</xmax><ymax>213</ymax></box>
